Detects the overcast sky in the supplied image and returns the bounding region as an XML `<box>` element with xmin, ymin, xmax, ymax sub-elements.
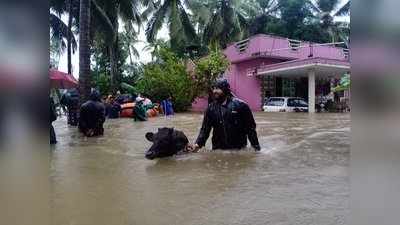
<box><xmin>58</xmin><ymin>0</ymin><xmax>349</xmax><ymax>78</ymax></box>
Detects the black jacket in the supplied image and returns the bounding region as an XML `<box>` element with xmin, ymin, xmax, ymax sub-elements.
<box><xmin>50</xmin><ymin>98</ymin><xmax>57</xmax><ymax>124</ymax></box>
<box><xmin>196</xmin><ymin>97</ymin><xmax>260</xmax><ymax>150</ymax></box>
<box><xmin>60</xmin><ymin>89</ymin><xmax>80</xmax><ymax>109</ymax></box>
<box><xmin>78</xmin><ymin>100</ymin><xmax>105</xmax><ymax>136</ymax></box>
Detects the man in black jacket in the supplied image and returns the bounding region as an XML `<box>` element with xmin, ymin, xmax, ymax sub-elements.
<box><xmin>192</xmin><ymin>78</ymin><xmax>261</xmax><ymax>151</ymax></box>
<box><xmin>60</xmin><ymin>88</ymin><xmax>80</xmax><ymax>126</ymax></box>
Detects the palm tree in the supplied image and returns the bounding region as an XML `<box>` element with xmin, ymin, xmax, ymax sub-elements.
<box><xmin>50</xmin><ymin>0</ymin><xmax>79</xmax><ymax>74</ymax></box>
<box><xmin>121</xmin><ymin>24</ymin><xmax>140</xmax><ymax>64</ymax></box>
<box><xmin>275</xmin><ymin>0</ymin><xmax>313</xmax><ymax>39</ymax></box>
<box><xmin>49</xmin><ymin>13</ymin><xmax>73</xmax><ymax>52</ymax></box>
<box><xmin>67</xmin><ymin>0</ymin><xmax>73</xmax><ymax>74</ymax></box>
<box><xmin>185</xmin><ymin>0</ymin><xmax>214</xmax><ymax>40</ymax></box>
<box><xmin>308</xmin><ymin>0</ymin><xmax>350</xmax><ymax>43</ymax></box>
<box><xmin>202</xmin><ymin>0</ymin><xmax>249</xmax><ymax>48</ymax></box>
<box><xmin>244</xmin><ymin>0</ymin><xmax>281</xmax><ymax>35</ymax></box>
<box><xmin>79</xmin><ymin>0</ymin><xmax>92</xmax><ymax>101</ymax></box>
<box><xmin>145</xmin><ymin>0</ymin><xmax>198</xmax><ymax>54</ymax></box>
<box><xmin>91</xmin><ymin>0</ymin><xmax>142</xmax><ymax>92</ymax></box>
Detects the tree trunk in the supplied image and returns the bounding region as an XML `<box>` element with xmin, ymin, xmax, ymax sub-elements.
<box><xmin>79</xmin><ymin>0</ymin><xmax>91</xmax><ymax>102</ymax></box>
<box><xmin>67</xmin><ymin>0</ymin><xmax>73</xmax><ymax>75</ymax></box>
<box><xmin>128</xmin><ymin>43</ymin><xmax>133</xmax><ymax>65</ymax></box>
<box><xmin>109</xmin><ymin>43</ymin><xmax>117</xmax><ymax>92</ymax></box>
<box><xmin>109</xmin><ymin>14</ymin><xmax>119</xmax><ymax>93</ymax></box>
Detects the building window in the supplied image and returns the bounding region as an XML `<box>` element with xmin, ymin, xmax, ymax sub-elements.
<box><xmin>282</xmin><ymin>78</ymin><xmax>296</xmax><ymax>97</ymax></box>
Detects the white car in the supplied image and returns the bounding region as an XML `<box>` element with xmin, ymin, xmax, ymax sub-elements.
<box><xmin>263</xmin><ymin>97</ymin><xmax>308</xmax><ymax>112</ymax></box>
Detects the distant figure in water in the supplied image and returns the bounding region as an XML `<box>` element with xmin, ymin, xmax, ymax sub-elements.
<box><xmin>162</xmin><ymin>96</ymin><xmax>174</xmax><ymax>116</ymax></box>
<box><xmin>134</xmin><ymin>97</ymin><xmax>147</xmax><ymax>121</ymax></box>
<box><xmin>105</xmin><ymin>95</ymin><xmax>121</xmax><ymax>119</ymax></box>
<box><xmin>78</xmin><ymin>90</ymin><xmax>106</xmax><ymax>137</ymax></box>
<box><xmin>60</xmin><ymin>88</ymin><xmax>80</xmax><ymax>126</ymax></box>
<box><xmin>191</xmin><ymin>78</ymin><xmax>261</xmax><ymax>151</ymax></box>
<box><xmin>50</xmin><ymin>97</ymin><xmax>57</xmax><ymax>144</ymax></box>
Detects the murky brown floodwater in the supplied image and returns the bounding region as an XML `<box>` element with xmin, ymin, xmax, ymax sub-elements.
<box><xmin>51</xmin><ymin>112</ymin><xmax>350</xmax><ymax>225</ymax></box>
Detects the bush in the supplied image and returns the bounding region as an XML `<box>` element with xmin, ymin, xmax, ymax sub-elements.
<box><xmin>193</xmin><ymin>45</ymin><xmax>230</xmax><ymax>97</ymax></box>
<box><xmin>136</xmin><ymin>48</ymin><xmax>195</xmax><ymax>112</ymax></box>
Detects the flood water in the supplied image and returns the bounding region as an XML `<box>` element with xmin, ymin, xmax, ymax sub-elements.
<box><xmin>51</xmin><ymin>112</ymin><xmax>350</xmax><ymax>225</ymax></box>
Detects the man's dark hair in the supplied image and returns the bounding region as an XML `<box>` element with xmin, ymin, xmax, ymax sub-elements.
<box><xmin>212</xmin><ymin>78</ymin><xmax>232</xmax><ymax>96</ymax></box>
<box><xmin>89</xmin><ymin>89</ymin><xmax>101</xmax><ymax>101</ymax></box>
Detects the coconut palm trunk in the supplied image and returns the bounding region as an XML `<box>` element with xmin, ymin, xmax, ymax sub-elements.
<box><xmin>109</xmin><ymin>12</ymin><xmax>119</xmax><ymax>93</ymax></box>
<box><xmin>67</xmin><ymin>0</ymin><xmax>73</xmax><ymax>75</ymax></box>
<box><xmin>109</xmin><ymin>38</ymin><xmax>118</xmax><ymax>92</ymax></box>
<box><xmin>79</xmin><ymin>0</ymin><xmax>91</xmax><ymax>101</ymax></box>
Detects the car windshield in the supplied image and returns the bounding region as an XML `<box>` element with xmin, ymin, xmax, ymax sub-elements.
<box><xmin>267</xmin><ymin>98</ymin><xmax>285</xmax><ymax>106</ymax></box>
<box><xmin>298</xmin><ymin>99</ymin><xmax>308</xmax><ymax>106</ymax></box>
<box><xmin>287</xmin><ymin>98</ymin><xmax>308</xmax><ymax>107</ymax></box>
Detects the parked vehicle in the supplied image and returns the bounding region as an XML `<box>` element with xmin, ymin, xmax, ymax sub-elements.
<box><xmin>263</xmin><ymin>97</ymin><xmax>308</xmax><ymax>112</ymax></box>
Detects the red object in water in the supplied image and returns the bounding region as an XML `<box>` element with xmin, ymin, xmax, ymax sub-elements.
<box><xmin>49</xmin><ymin>69</ymin><xmax>78</xmax><ymax>89</ymax></box>
<box><xmin>120</xmin><ymin>102</ymin><xmax>136</xmax><ymax>118</ymax></box>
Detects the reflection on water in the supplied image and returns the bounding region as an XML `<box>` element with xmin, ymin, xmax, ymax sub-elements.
<box><xmin>51</xmin><ymin>112</ymin><xmax>350</xmax><ymax>225</ymax></box>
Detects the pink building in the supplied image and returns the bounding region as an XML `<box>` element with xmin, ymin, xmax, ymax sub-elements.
<box><xmin>191</xmin><ymin>34</ymin><xmax>350</xmax><ymax>113</ymax></box>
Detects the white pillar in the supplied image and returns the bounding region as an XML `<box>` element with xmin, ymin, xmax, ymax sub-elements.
<box><xmin>308</xmin><ymin>70</ymin><xmax>316</xmax><ymax>113</ymax></box>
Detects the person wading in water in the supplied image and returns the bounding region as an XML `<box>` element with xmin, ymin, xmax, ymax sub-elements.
<box><xmin>191</xmin><ymin>78</ymin><xmax>261</xmax><ymax>152</ymax></box>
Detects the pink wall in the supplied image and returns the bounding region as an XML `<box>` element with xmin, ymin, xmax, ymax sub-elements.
<box><xmin>191</xmin><ymin>58</ymin><xmax>281</xmax><ymax>112</ymax></box>
<box><xmin>191</xmin><ymin>97</ymin><xmax>209</xmax><ymax>112</ymax></box>
<box><xmin>228</xmin><ymin>58</ymin><xmax>284</xmax><ymax>111</ymax></box>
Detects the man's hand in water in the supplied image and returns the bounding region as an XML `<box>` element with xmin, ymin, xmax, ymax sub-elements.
<box><xmin>187</xmin><ymin>143</ymin><xmax>200</xmax><ymax>152</ymax></box>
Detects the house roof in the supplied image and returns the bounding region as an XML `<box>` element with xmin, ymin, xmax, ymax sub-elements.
<box><xmin>252</xmin><ymin>57</ymin><xmax>350</xmax><ymax>78</ymax></box>
<box><xmin>224</xmin><ymin>34</ymin><xmax>349</xmax><ymax>64</ymax></box>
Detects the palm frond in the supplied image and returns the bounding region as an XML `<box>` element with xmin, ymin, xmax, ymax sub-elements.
<box><xmin>237</xmin><ymin>12</ymin><xmax>249</xmax><ymax>31</ymax></box>
<box><xmin>91</xmin><ymin>0</ymin><xmax>116</xmax><ymax>42</ymax></box>
<box><xmin>179</xmin><ymin>5</ymin><xmax>198</xmax><ymax>43</ymax></box>
<box><xmin>335</xmin><ymin>0</ymin><xmax>350</xmax><ymax>16</ymax></box>
<box><xmin>266</xmin><ymin>0</ymin><xmax>281</xmax><ymax>14</ymax></box>
<box><xmin>168</xmin><ymin>1</ymin><xmax>184</xmax><ymax>43</ymax></box>
<box><xmin>141</xmin><ymin>0</ymin><xmax>161</xmax><ymax>21</ymax></box>
<box><xmin>119</xmin><ymin>0</ymin><xmax>142</xmax><ymax>26</ymax></box>
<box><xmin>203</xmin><ymin>13</ymin><xmax>224</xmax><ymax>45</ymax></box>
<box><xmin>50</xmin><ymin>0</ymin><xmax>66</xmax><ymax>14</ymax></box>
<box><xmin>145</xmin><ymin>0</ymin><xmax>170</xmax><ymax>42</ymax></box>
<box><xmin>306</xmin><ymin>0</ymin><xmax>321</xmax><ymax>13</ymax></box>
<box><xmin>49</xmin><ymin>13</ymin><xmax>78</xmax><ymax>52</ymax></box>
<box><xmin>130</xmin><ymin>46</ymin><xmax>140</xmax><ymax>58</ymax></box>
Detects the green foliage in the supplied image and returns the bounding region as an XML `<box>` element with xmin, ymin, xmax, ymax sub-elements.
<box><xmin>122</xmin><ymin>62</ymin><xmax>143</xmax><ymax>83</ymax></box>
<box><xmin>136</xmin><ymin>48</ymin><xmax>195</xmax><ymax>112</ymax></box>
<box><xmin>277</xmin><ymin>0</ymin><xmax>314</xmax><ymax>38</ymax></box>
<box><xmin>202</xmin><ymin>0</ymin><xmax>248</xmax><ymax>48</ymax></box>
<box><xmin>193</xmin><ymin>45</ymin><xmax>230</xmax><ymax>96</ymax></box>
<box><xmin>92</xmin><ymin>72</ymin><xmax>112</xmax><ymax>96</ymax></box>
<box><xmin>145</xmin><ymin>0</ymin><xmax>198</xmax><ymax>56</ymax></box>
<box><xmin>91</xmin><ymin>32</ymin><xmax>130</xmax><ymax>89</ymax></box>
<box><xmin>332</xmin><ymin>74</ymin><xmax>350</xmax><ymax>92</ymax></box>
<box><xmin>50</xmin><ymin>37</ymin><xmax>62</xmax><ymax>68</ymax></box>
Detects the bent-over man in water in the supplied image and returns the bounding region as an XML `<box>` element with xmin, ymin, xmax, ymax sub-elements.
<box><xmin>78</xmin><ymin>90</ymin><xmax>106</xmax><ymax>137</ymax></box>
